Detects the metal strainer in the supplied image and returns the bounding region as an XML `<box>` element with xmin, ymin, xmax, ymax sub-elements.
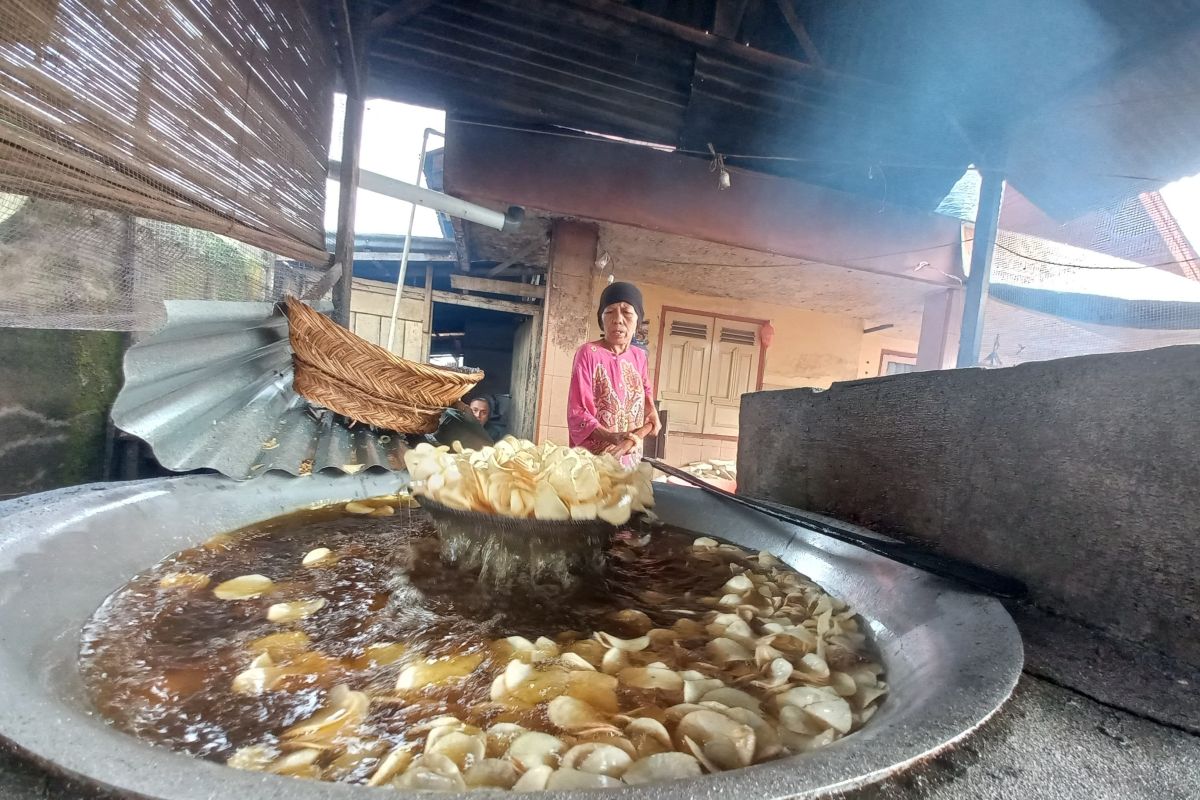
<box><xmin>418</xmin><ymin>497</ymin><xmax>617</xmax><ymax>590</ymax></box>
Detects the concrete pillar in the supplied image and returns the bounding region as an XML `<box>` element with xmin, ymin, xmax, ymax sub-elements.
<box><xmin>915</xmin><ymin>288</ymin><xmax>964</xmax><ymax>371</ymax></box>
<box><xmin>535</xmin><ymin>220</ymin><xmax>599</xmax><ymax>444</ymax></box>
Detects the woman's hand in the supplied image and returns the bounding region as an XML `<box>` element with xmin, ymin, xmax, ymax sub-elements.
<box><xmin>605</xmin><ymin>434</ymin><xmax>640</xmax><ymax>459</ymax></box>
<box><xmin>644</xmin><ymin>404</ymin><xmax>662</xmax><ymax>437</ymax></box>
<box><xmin>591</xmin><ymin>428</ymin><xmax>626</xmax><ymax>448</ymax></box>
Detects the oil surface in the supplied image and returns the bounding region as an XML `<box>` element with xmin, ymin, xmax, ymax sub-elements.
<box><xmin>79</xmin><ymin>503</ymin><xmax>885</xmax><ymax>788</ymax></box>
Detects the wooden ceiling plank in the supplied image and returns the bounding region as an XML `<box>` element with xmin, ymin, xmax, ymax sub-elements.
<box><xmin>371</xmin><ymin>0</ymin><xmax>438</xmax><ymax>34</ymax></box>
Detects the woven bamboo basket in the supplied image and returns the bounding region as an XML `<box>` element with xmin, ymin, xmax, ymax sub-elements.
<box><xmin>284</xmin><ymin>296</ymin><xmax>483</xmax><ymax>433</ymax></box>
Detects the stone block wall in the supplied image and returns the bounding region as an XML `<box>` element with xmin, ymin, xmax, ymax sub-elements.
<box><xmin>739</xmin><ymin>345</ymin><xmax>1200</xmax><ymax>665</ymax></box>
<box><xmin>0</xmin><ymin>328</ymin><xmax>123</xmax><ymax>498</ymax></box>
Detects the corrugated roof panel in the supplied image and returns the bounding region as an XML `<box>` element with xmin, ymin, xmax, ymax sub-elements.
<box><xmin>370</xmin><ymin>0</ymin><xmax>693</xmax><ymax>145</ymax></box>
<box><xmin>681</xmin><ymin>51</ymin><xmax>971</xmax><ymax>208</ymax></box>
<box><xmin>111</xmin><ymin>301</ymin><xmax>409</xmax><ymax>480</ymax></box>
<box><xmin>367</xmin><ymin>0</ymin><xmax>1200</xmax><ymax>217</ymax></box>
<box><xmin>1007</xmin><ymin>30</ymin><xmax>1200</xmax><ymax>217</ymax></box>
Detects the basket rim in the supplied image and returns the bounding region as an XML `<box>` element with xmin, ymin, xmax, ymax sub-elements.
<box><xmin>285</xmin><ymin>296</ymin><xmax>483</xmax><ymax>386</ymax></box>
<box><xmin>418</xmin><ymin>496</ymin><xmax>621</xmax><ymax>532</ymax></box>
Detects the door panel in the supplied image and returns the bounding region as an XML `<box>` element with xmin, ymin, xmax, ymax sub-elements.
<box><xmin>704</xmin><ymin>323</ymin><xmax>759</xmax><ymax>437</ymax></box>
<box><xmin>659</xmin><ymin>311</ymin><xmax>712</xmax><ymax>434</ymax></box>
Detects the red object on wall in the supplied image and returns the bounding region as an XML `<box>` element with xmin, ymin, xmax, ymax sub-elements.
<box><xmin>760</xmin><ymin>320</ymin><xmax>776</xmax><ymax>348</ymax></box>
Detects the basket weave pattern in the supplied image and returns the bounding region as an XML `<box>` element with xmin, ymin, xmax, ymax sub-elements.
<box><xmin>285</xmin><ymin>297</ymin><xmax>482</xmax><ymax>433</ymax></box>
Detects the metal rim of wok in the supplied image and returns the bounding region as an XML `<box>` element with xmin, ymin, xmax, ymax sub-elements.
<box><xmin>0</xmin><ymin>473</ymin><xmax>1024</xmax><ymax>800</ymax></box>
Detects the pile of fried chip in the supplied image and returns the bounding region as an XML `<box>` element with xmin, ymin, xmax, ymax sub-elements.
<box><xmin>404</xmin><ymin>438</ymin><xmax>654</xmax><ymax>525</ymax></box>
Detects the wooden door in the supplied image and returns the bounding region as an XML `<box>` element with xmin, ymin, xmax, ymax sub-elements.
<box><xmin>659</xmin><ymin>310</ymin><xmax>712</xmax><ymax>434</ymax></box>
<box><xmin>704</xmin><ymin>321</ymin><xmax>760</xmax><ymax>436</ymax></box>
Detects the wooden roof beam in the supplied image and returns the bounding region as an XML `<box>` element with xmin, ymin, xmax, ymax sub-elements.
<box><xmin>773</xmin><ymin>0</ymin><xmax>825</xmax><ymax>68</ymax></box>
<box><xmin>562</xmin><ymin>0</ymin><xmax>819</xmax><ymax>78</ymax></box>
<box><xmin>713</xmin><ymin>0</ymin><xmax>750</xmax><ymax>40</ymax></box>
<box><xmin>332</xmin><ymin>0</ymin><xmax>364</xmax><ymax>98</ymax></box>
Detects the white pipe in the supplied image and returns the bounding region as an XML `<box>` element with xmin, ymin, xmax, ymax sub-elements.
<box><xmin>387</xmin><ymin>128</ymin><xmax>441</xmax><ymax>351</ymax></box>
<box><xmin>327</xmin><ymin>159</ymin><xmax>522</xmax><ymax>232</ymax></box>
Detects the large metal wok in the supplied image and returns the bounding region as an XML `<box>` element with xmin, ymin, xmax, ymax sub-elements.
<box><xmin>0</xmin><ymin>473</ymin><xmax>1022</xmax><ymax>799</ymax></box>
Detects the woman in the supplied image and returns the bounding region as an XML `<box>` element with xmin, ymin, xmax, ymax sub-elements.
<box><xmin>568</xmin><ymin>282</ymin><xmax>661</xmax><ymax>469</ymax></box>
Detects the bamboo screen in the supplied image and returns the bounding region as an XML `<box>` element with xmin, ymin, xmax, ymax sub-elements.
<box><xmin>0</xmin><ymin>0</ymin><xmax>336</xmax><ymax>264</ymax></box>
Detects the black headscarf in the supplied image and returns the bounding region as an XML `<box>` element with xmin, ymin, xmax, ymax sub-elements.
<box><xmin>597</xmin><ymin>281</ymin><xmax>645</xmax><ymax>328</ymax></box>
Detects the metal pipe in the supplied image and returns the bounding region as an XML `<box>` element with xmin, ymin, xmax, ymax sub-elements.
<box><xmin>386</xmin><ymin>127</ymin><xmax>442</xmax><ymax>351</ymax></box>
<box><xmin>327</xmin><ymin>159</ymin><xmax>524</xmax><ymax>233</ymax></box>
<box><xmin>956</xmin><ymin>170</ymin><xmax>1005</xmax><ymax>368</ymax></box>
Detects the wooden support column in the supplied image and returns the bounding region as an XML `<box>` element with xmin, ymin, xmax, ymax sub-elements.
<box><xmin>535</xmin><ymin>220</ymin><xmax>599</xmax><ymax>444</ymax></box>
<box><xmin>956</xmin><ymin>170</ymin><xmax>1005</xmax><ymax>368</ymax></box>
<box><xmin>331</xmin><ymin>1</ymin><xmax>370</xmax><ymax>327</ymax></box>
<box><xmin>916</xmin><ymin>288</ymin><xmax>964</xmax><ymax>371</ymax></box>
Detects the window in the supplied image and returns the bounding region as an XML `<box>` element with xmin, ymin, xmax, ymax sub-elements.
<box><xmin>878</xmin><ymin>351</ymin><xmax>918</xmax><ymax>376</ymax></box>
<box><xmin>658</xmin><ymin>310</ymin><xmax>762</xmax><ymax>436</ymax></box>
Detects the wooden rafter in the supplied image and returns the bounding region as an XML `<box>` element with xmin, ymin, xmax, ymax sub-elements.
<box><xmin>371</xmin><ymin>0</ymin><xmax>438</xmax><ymax>33</ymax></box>
<box><xmin>332</xmin><ymin>0</ymin><xmax>362</xmax><ymax>98</ymax></box>
<box><xmin>773</xmin><ymin>0</ymin><xmax>824</xmax><ymax>68</ymax></box>
<box><xmin>431</xmin><ymin>289</ymin><xmax>537</xmax><ymax>316</ymax></box>
<box><xmin>563</xmin><ymin>0</ymin><xmax>820</xmax><ymax>77</ymax></box>
<box><xmin>486</xmin><ymin>236</ymin><xmax>548</xmax><ymax>277</ymax></box>
<box><xmin>450</xmin><ymin>216</ymin><xmax>472</xmax><ymax>273</ymax></box>
<box><xmin>451</xmin><ymin>274</ymin><xmax>547</xmax><ymax>298</ymax></box>
<box><xmin>712</xmin><ymin>0</ymin><xmax>750</xmax><ymax>40</ymax></box>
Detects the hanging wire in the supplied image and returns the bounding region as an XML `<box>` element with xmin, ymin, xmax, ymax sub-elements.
<box><xmin>453</xmin><ymin>119</ymin><xmax>1184</xmax><ymax>185</ymax></box>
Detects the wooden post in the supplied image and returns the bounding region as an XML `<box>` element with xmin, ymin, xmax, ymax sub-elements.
<box><xmin>421</xmin><ymin>265</ymin><xmax>434</xmax><ymax>361</ymax></box>
<box><xmin>331</xmin><ymin>1</ymin><xmax>369</xmax><ymax>327</ymax></box>
<box><xmin>956</xmin><ymin>170</ymin><xmax>1005</xmax><ymax>368</ymax></box>
<box><xmin>916</xmin><ymin>288</ymin><xmax>963</xmax><ymax>371</ymax></box>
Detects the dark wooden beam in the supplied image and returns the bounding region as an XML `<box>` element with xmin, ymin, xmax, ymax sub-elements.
<box><xmin>562</xmin><ymin>0</ymin><xmax>820</xmax><ymax>78</ymax></box>
<box><xmin>450</xmin><ymin>274</ymin><xmax>546</xmax><ymax>299</ymax></box>
<box><xmin>422</xmin><ymin>266</ymin><xmax>434</xmax><ymax>359</ymax></box>
<box><xmin>371</xmin><ymin>0</ymin><xmax>437</xmax><ymax>33</ymax></box>
<box><xmin>331</xmin><ymin>0</ymin><xmax>371</xmax><ymax>326</ymax></box>
<box><xmin>486</xmin><ymin>237</ymin><xmax>548</xmax><ymax>277</ymax></box>
<box><xmin>773</xmin><ymin>0</ymin><xmax>824</xmax><ymax>68</ymax></box>
<box><xmin>431</xmin><ymin>289</ymin><xmax>537</xmax><ymax>316</ymax></box>
<box><xmin>712</xmin><ymin>0</ymin><xmax>750</xmax><ymax>40</ymax></box>
<box><xmin>332</xmin><ymin>0</ymin><xmax>361</xmax><ymax>98</ymax></box>
<box><xmin>351</xmin><ymin>251</ymin><xmax>455</xmax><ymax>261</ymax></box>
<box><xmin>450</xmin><ymin>216</ymin><xmax>472</xmax><ymax>273</ymax></box>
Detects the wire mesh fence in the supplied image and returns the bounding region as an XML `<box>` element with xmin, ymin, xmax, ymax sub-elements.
<box><xmin>956</xmin><ymin>177</ymin><xmax>1200</xmax><ymax>367</ymax></box>
<box><xmin>0</xmin><ymin>192</ymin><xmax>326</xmax><ymax>331</ymax></box>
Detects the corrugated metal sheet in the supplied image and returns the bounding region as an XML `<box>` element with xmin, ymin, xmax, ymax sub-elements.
<box><xmin>370</xmin><ymin>0</ymin><xmax>693</xmax><ymax>146</ymax></box>
<box><xmin>367</xmin><ymin>0</ymin><xmax>1200</xmax><ymax>218</ymax></box>
<box><xmin>111</xmin><ymin>301</ymin><xmax>408</xmax><ymax>480</ymax></box>
<box><xmin>1007</xmin><ymin>26</ymin><xmax>1200</xmax><ymax>217</ymax></box>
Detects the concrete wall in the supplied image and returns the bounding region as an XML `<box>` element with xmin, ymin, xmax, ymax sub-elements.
<box><xmin>534</xmin><ymin>265</ymin><xmax>872</xmax><ymax>463</ymax></box>
<box><xmin>0</xmin><ymin>328</ymin><xmax>123</xmax><ymax>498</ymax></box>
<box><xmin>858</xmin><ymin>332</ymin><xmax>919</xmax><ymax>378</ymax></box>
<box><xmin>738</xmin><ymin>345</ymin><xmax>1200</xmax><ymax>665</ymax></box>
<box><xmin>634</xmin><ymin>282</ymin><xmax>864</xmax><ymax>392</ymax></box>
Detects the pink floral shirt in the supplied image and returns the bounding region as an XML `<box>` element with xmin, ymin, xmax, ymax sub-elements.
<box><xmin>568</xmin><ymin>341</ymin><xmax>654</xmax><ymax>469</ymax></box>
